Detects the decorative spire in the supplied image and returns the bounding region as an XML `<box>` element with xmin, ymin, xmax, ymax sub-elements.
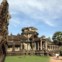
<box><xmin>0</xmin><ymin>0</ymin><xmax>8</xmax><ymax>14</ymax></box>
<box><xmin>0</xmin><ymin>0</ymin><xmax>8</xmax><ymax>8</ymax></box>
<box><xmin>1</xmin><ymin>0</ymin><xmax>8</xmax><ymax>4</ymax></box>
<box><xmin>0</xmin><ymin>0</ymin><xmax>10</xmax><ymax>21</ymax></box>
<box><xmin>3</xmin><ymin>0</ymin><xmax>7</xmax><ymax>2</ymax></box>
<box><xmin>1</xmin><ymin>0</ymin><xmax>7</xmax><ymax>5</ymax></box>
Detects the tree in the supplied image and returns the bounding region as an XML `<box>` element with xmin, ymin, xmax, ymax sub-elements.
<box><xmin>52</xmin><ymin>31</ymin><xmax>62</xmax><ymax>46</ymax></box>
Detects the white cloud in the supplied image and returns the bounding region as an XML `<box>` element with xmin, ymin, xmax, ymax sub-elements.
<box><xmin>0</xmin><ymin>0</ymin><xmax>62</xmax><ymax>27</ymax></box>
<box><xmin>7</xmin><ymin>0</ymin><xmax>62</xmax><ymax>27</ymax></box>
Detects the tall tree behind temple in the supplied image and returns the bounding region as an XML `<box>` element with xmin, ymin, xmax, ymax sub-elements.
<box><xmin>52</xmin><ymin>31</ymin><xmax>62</xmax><ymax>46</ymax></box>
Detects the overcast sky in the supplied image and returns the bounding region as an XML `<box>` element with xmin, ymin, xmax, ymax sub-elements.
<box><xmin>0</xmin><ymin>0</ymin><xmax>62</xmax><ymax>38</ymax></box>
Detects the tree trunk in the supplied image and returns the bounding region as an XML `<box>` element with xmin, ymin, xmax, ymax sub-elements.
<box><xmin>0</xmin><ymin>44</ymin><xmax>6</xmax><ymax>62</ymax></box>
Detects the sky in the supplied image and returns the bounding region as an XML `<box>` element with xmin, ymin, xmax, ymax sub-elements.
<box><xmin>0</xmin><ymin>0</ymin><xmax>62</xmax><ymax>38</ymax></box>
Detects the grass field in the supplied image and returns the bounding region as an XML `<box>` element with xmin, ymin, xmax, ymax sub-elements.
<box><xmin>5</xmin><ymin>55</ymin><xmax>50</xmax><ymax>62</ymax></box>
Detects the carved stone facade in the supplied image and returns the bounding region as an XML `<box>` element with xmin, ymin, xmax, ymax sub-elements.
<box><xmin>7</xmin><ymin>27</ymin><xmax>60</xmax><ymax>56</ymax></box>
<box><xmin>0</xmin><ymin>0</ymin><xmax>10</xmax><ymax>62</ymax></box>
<box><xmin>0</xmin><ymin>0</ymin><xmax>60</xmax><ymax>57</ymax></box>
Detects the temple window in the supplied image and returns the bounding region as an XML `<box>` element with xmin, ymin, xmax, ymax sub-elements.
<box><xmin>7</xmin><ymin>45</ymin><xmax>12</xmax><ymax>52</ymax></box>
<box><xmin>15</xmin><ymin>45</ymin><xmax>20</xmax><ymax>51</ymax></box>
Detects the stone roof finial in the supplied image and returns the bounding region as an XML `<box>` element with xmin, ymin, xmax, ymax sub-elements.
<box><xmin>3</xmin><ymin>0</ymin><xmax>7</xmax><ymax>2</ymax></box>
<box><xmin>1</xmin><ymin>0</ymin><xmax>7</xmax><ymax>5</ymax></box>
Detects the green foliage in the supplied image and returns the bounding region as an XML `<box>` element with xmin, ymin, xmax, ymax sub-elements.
<box><xmin>60</xmin><ymin>51</ymin><xmax>62</xmax><ymax>56</ymax></box>
<box><xmin>52</xmin><ymin>31</ymin><xmax>62</xmax><ymax>45</ymax></box>
<box><xmin>5</xmin><ymin>56</ymin><xmax>49</xmax><ymax>62</ymax></box>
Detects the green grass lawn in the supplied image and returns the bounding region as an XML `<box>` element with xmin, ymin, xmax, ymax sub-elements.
<box><xmin>5</xmin><ymin>55</ymin><xmax>50</xmax><ymax>62</ymax></box>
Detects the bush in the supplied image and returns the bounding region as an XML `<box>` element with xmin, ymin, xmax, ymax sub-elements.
<box><xmin>60</xmin><ymin>51</ymin><xmax>62</xmax><ymax>56</ymax></box>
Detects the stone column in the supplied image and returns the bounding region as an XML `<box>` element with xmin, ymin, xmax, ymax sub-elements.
<box><xmin>35</xmin><ymin>42</ymin><xmax>37</xmax><ymax>50</ymax></box>
<box><xmin>12</xmin><ymin>42</ymin><xmax>15</xmax><ymax>52</ymax></box>
<box><xmin>45</xmin><ymin>40</ymin><xmax>47</xmax><ymax>50</ymax></box>
<box><xmin>38</xmin><ymin>42</ymin><xmax>40</xmax><ymax>50</ymax></box>
<box><xmin>27</xmin><ymin>43</ymin><xmax>28</xmax><ymax>50</ymax></box>
<box><xmin>39</xmin><ymin>39</ymin><xmax>42</xmax><ymax>50</ymax></box>
<box><xmin>35</xmin><ymin>42</ymin><xmax>36</xmax><ymax>50</ymax></box>
<box><xmin>20</xmin><ymin>43</ymin><xmax>22</xmax><ymax>50</ymax></box>
<box><xmin>31</xmin><ymin>42</ymin><xmax>33</xmax><ymax>50</ymax></box>
<box><xmin>12</xmin><ymin>45</ymin><xmax>15</xmax><ymax>52</ymax></box>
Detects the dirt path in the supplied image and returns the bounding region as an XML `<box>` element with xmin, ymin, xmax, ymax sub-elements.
<box><xmin>50</xmin><ymin>56</ymin><xmax>62</xmax><ymax>62</ymax></box>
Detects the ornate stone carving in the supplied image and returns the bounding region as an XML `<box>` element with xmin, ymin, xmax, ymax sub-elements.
<box><xmin>0</xmin><ymin>0</ymin><xmax>10</xmax><ymax>62</ymax></box>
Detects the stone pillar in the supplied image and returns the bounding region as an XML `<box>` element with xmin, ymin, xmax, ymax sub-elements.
<box><xmin>36</xmin><ymin>42</ymin><xmax>38</xmax><ymax>50</ymax></box>
<box><xmin>35</xmin><ymin>42</ymin><xmax>37</xmax><ymax>50</ymax></box>
<box><xmin>45</xmin><ymin>40</ymin><xmax>47</xmax><ymax>50</ymax></box>
<box><xmin>12</xmin><ymin>43</ymin><xmax>15</xmax><ymax>52</ymax></box>
<box><xmin>31</xmin><ymin>42</ymin><xmax>33</xmax><ymax>50</ymax></box>
<box><xmin>52</xmin><ymin>46</ymin><xmax>53</xmax><ymax>50</ymax></box>
<box><xmin>35</xmin><ymin>43</ymin><xmax>36</xmax><ymax>50</ymax></box>
<box><xmin>27</xmin><ymin>43</ymin><xmax>28</xmax><ymax>50</ymax></box>
<box><xmin>20</xmin><ymin>43</ymin><xmax>21</xmax><ymax>51</ymax></box>
<box><xmin>37</xmin><ymin>42</ymin><xmax>39</xmax><ymax>50</ymax></box>
<box><xmin>40</xmin><ymin>39</ymin><xmax>42</xmax><ymax>50</ymax></box>
<box><xmin>26</xmin><ymin>43</ymin><xmax>28</xmax><ymax>55</ymax></box>
<box><xmin>36</xmin><ymin>42</ymin><xmax>39</xmax><ymax>50</ymax></box>
<box><xmin>20</xmin><ymin>43</ymin><xmax>22</xmax><ymax>50</ymax></box>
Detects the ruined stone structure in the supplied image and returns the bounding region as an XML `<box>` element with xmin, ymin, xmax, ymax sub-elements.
<box><xmin>0</xmin><ymin>0</ymin><xmax>10</xmax><ymax>62</ymax></box>
<box><xmin>0</xmin><ymin>0</ymin><xmax>60</xmax><ymax>58</ymax></box>
<box><xmin>7</xmin><ymin>27</ymin><xmax>60</xmax><ymax>56</ymax></box>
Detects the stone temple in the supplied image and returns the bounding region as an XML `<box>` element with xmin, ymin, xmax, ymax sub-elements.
<box><xmin>0</xmin><ymin>0</ymin><xmax>60</xmax><ymax>60</ymax></box>
<box><xmin>7</xmin><ymin>27</ymin><xmax>60</xmax><ymax>56</ymax></box>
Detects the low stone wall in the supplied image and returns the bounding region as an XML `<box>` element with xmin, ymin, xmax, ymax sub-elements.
<box><xmin>6</xmin><ymin>50</ymin><xmax>49</xmax><ymax>56</ymax></box>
